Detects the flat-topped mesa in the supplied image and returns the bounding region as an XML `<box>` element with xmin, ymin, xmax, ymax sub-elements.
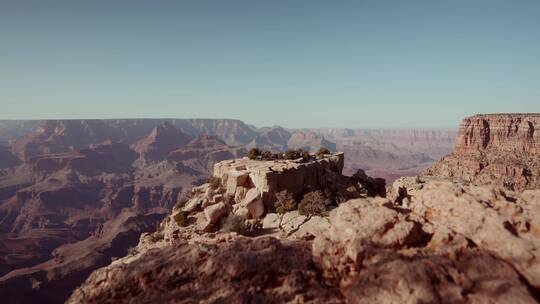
<box><xmin>454</xmin><ymin>114</ymin><xmax>540</xmax><ymax>155</ymax></box>
<box><xmin>424</xmin><ymin>113</ymin><xmax>540</xmax><ymax>190</ymax></box>
<box><xmin>213</xmin><ymin>152</ymin><xmax>345</xmax><ymax>207</ymax></box>
<box><xmin>177</xmin><ymin>152</ymin><xmax>384</xmax><ymax>231</ymax></box>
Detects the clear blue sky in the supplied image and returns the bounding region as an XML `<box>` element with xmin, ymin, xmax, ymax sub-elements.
<box><xmin>1</xmin><ymin>0</ymin><xmax>539</xmax><ymax>128</ymax></box>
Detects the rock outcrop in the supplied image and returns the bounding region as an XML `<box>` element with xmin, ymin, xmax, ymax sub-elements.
<box><xmin>176</xmin><ymin>152</ymin><xmax>384</xmax><ymax>231</ymax></box>
<box><xmin>425</xmin><ymin>114</ymin><xmax>540</xmax><ymax>190</ymax></box>
<box><xmin>313</xmin><ymin>179</ymin><xmax>540</xmax><ymax>303</ymax></box>
<box><xmin>69</xmin><ymin>177</ymin><xmax>540</xmax><ymax>303</ymax></box>
<box><xmin>212</xmin><ymin>152</ymin><xmax>345</xmax><ymax>207</ymax></box>
<box><xmin>66</xmin><ymin>152</ymin><xmax>388</xmax><ymax>303</ymax></box>
<box><xmin>67</xmin><ymin>235</ymin><xmax>343</xmax><ymax>304</ymax></box>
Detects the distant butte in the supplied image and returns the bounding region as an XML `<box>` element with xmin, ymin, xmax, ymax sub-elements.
<box><xmin>424</xmin><ymin>113</ymin><xmax>540</xmax><ymax>190</ymax></box>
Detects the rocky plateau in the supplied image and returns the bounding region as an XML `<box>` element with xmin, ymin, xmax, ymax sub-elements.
<box><xmin>1</xmin><ymin>115</ymin><xmax>530</xmax><ymax>303</ymax></box>
<box><xmin>65</xmin><ymin>113</ymin><xmax>540</xmax><ymax>304</ymax></box>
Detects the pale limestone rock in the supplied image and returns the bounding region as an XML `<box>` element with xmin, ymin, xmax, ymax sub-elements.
<box><xmin>225</xmin><ymin>171</ymin><xmax>250</xmax><ymax>194</ymax></box>
<box><xmin>312</xmin><ymin>180</ymin><xmax>540</xmax><ymax>302</ymax></box>
<box><xmin>240</xmin><ymin>188</ymin><xmax>264</xmax><ymax>219</ymax></box>
<box><xmin>192</xmin><ymin>184</ymin><xmax>209</xmax><ymax>194</ymax></box>
<box><xmin>204</xmin><ymin>202</ymin><xmax>227</xmax><ymax>224</ymax></box>
<box><xmin>204</xmin><ymin>187</ymin><xmax>215</xmax><ymax>201</ymax></box>
<box><xmin>263</xmin><ymin>211</ymin><xmax>331</xmax><ymax>239</ymax></box>
<box><xmin>407</xmin><ymin>180</ymin><xmax>540</xmax><ymax>288</ymax></box>
<box><xmin>212</xmin><ymin>194</ymin><xmax>223</xmax><ymax>204</ymax></box>
<box><xmin>183</xmin><ymin>197</ymin><xmax>202</xmax><ymax>212</ymax></box>
<box><xmin>234</xmin><ymin>186</ymin><xmax>248</xmax><ymax>203</ymax></box>
<box><xmin>213</xmin><ymin>152</ymin><xmax>345</xmax><ymax>207</ymax></box>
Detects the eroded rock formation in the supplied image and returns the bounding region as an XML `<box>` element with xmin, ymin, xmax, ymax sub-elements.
<box><xmin>425</xmin><ymin>114</ymin><xmax>540</xmax><ymax>190</ymax></box>
<box><xmin>68</xmin><ymin>177</ymin><xmax>540</xmax><ymax>303</ymax></box>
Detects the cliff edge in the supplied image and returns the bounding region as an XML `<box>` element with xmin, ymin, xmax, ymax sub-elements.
<box><xmin>424</xmin><ymin>113</ymin><xmax>540</xmax><ymax>190</ymax></box>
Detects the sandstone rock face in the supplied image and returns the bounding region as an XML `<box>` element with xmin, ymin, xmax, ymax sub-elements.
<box><xmin>214</xmin><ymin>152</ymin><xmax>345</xmax><ymax>209</ymax></box>
<box><xmin>204</xmin><ymin>202</ymin><xmax>227</xmax><ymax>224</ymax></box>
<box><xmin>70</xmin><ymin>177</ymin><xmax>540</xmax><ymax>303</ymax></box>
<box><xmin>67</xmin><ymin>235</ymin><xmax>343</xmax><ymax>304</ymax></box>
<box><xmin>425</xmin><ymin>114</ymin><xmax>540</xmax><ymax>190</ymax></box>
<box><xmin>173</xmin><ymin>152</ymin><xmax>376</xmax><ymax>231</ymax></box>
<box><xmin>313</xmin><ymin>179</ymin><xmax>540</xmax><ymax>303</ymax></box>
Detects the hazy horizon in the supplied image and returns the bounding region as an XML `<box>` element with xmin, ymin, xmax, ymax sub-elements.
<box><xmin>0</xmin><ymin>116</ymin><xmax>464</xmax><ymax>130</ymax></box>
<box><xmin>2</xmin><ymin>1</ymin><xmax>540</xmax><ymax>128</ymax></box>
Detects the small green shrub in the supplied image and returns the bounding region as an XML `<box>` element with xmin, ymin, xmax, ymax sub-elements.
<box><xmin>127</xmin><ymin>246</ymin><xmax>138</xmax><ymax>255</ymax></box>
<box><xmin>261</xmin><ymin>150</ymin><xmax>274</xmax><ymax>160</ymax></box>
<box><xmin>316</xmin><ymin>147</ymin><xmax>331</xmax><ymax>158</ymax></box>
<box><xmin>298</xmin><ymin>190</ymin><xmax>330</xmax><ymax>216</ymax></box>
<box><xmin>284</xmin><ymin>149</ymin><xmax>311</xmax><ymax>161</ymax></box>
<box><xmin>173</xmin><ymin>211</ymin><xmax>190</xmax><ymax>227</ymax></box>
<box><xmin>222</xmin><ymin>213</ymin><xmax>249</xmax><ymax>235</ymax></box>
<box><xmin>221</xmin><ymin>214</ymin><xmax>262</xmax><ymax>235</ymax></box>
<box><xmin>208</xmin><ymin>176</ymin><xmax>221</xmax><ymax>189</ymax></box>
<box><xmin>274</xmin><ymin>190</ymin><xmax>297</xmax><ymax>214</ymax></box>
<box><xmin>247</xmin><ymin>148</ymin><xmax>262</xmax><ymax>160</ymax></box>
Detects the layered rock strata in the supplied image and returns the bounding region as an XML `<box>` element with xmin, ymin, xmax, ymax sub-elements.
<box><xmin>425</xmin><ymin>114</ymin><xmax>540</xmax><ymax>190</ymax></box>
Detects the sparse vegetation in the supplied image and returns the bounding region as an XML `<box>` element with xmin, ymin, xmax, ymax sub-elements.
<box><xmin>173</xmin><ymin>191</ymin><xmax>193</xmax><ymax>211</ymax></box>
<box><xmin>284</xmin><ymin>149</ymin><xmax>310</xmax><ymax>161</ymax></box>
<box><xmin>221</xmin><ymin>213</ymin><xmax>262</xmax><ymax>235</ymax></box>
<box><xmin>298</xmin><ymin>190</ymin><xmax>330</xmax><ymax>216</ymax></box>
<box><xmin>127</xmin><ymin>246</ymin><xmax>138</xmax><ymax>256</ymax></box>
<box><xmin>248</xmin><ymin>148</ymin><xmax>322</xmax><ymax>162</ymax></box>
<box><xmin>173</xmin><ymin>211</ymin><xmax>190</xmax><ymax>227</ymax></box>
<box><xmin>247</xmin><ymin>148</ymin><xmax>262</xmax><ymax>160</ymax></box>
<box><xmin>316</xmin><ymin>147</ymin><xmax>331</xmax><ymax>158</ymax></box>
<box><xmin>261</xmin><ymin>150</ymin><xmax>274</xmax><ymax>160</ymax></box>
<box><xmin>274</xmin><ymin>190</ymin><xmax>297</xmax><ymax>214</ymax></box>
<box><xmin>208</xmin><ymin>176</ymin><xmax>221</xmax><ymax>189</ymax></box>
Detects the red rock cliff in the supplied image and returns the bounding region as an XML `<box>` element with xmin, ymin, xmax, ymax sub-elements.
<box><xmin>424</xmin><ymin>114</ymin><xmax>540</xmax><ymax>190</ymax></box>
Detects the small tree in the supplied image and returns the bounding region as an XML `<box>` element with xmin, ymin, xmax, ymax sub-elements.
<box><xmin>208</xmin><ymin>176</ymin><xmax>221</xmax><ymax>189</ymax></box>
<box><xmin>261</xmin><ymin>150</ymin><xmax>274</xmax><ymax>160</ymax></box>
<box><xmin>316</xmin><ymin>147</ymin><xmax>331</xmax><ymax>158</ymax></box>
<box><xmin>298</xmin><ymin>190</ymin><xmax>330</xmax><ymax>216</ymax></box>
<box><xmin>173</xmin><ymin>211</ymin><xmax>190</xmax><ymax>227</ymax></box>
<box><xmin>247</xmin><ymin>148</ymin><xmax>262</xmax><ymax>160</ymax></box>
<box><xmin>221</xmin><ymin>213</ymin><xmax>262</xmax><ymax>235</ymax></box>
<box><xmin>274</xmin><ymin>190</ymin><xmax>297</xmax><ymax>214</ymax></box>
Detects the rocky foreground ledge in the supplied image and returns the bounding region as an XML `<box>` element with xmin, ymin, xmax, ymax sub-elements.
<box><xmin>67</xmin><ymin>148</ymin><xmax>540</xmax><ymax>303</ymax></box>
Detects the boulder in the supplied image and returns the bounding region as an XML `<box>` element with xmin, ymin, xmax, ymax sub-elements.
<box><xmin>204</xmin><ymin>202</ymin><xmax>227</xmax><ymax>224</ymax></box>
<box><xmin>240</xmin><ymin>188</ymin><xmax>264</xmax><ymax>219</ymax></box>
<box><xmin>234</xmin><ymin>186</ymin><xmax>248</xmax><ymax>203</ymax></box>
<box><xmin>226</xmin><ymin>171</ymin><xmax>250</xmax><ymax>194</ymax></box>
<box><xmin>263</xmin><ymin>211</ymin><xmax>331</xmax><ymax>238</ymax></box>
<box><xmin>183</xmin><ymin>197</ymin><xmax>202</xmax><ymax>212</ymax></box>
